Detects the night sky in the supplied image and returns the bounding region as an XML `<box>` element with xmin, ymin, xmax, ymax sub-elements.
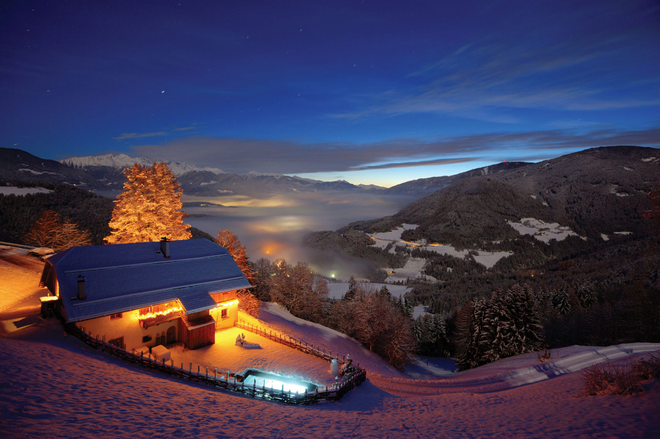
<box><xmin>1</xmin><ymin>0</ymin><xmax>659</xmax><ymax>186</ymax></box>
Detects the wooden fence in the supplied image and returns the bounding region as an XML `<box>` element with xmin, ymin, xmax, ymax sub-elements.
<box><xmin>67</xmin><ymin>323</ymin><xmax>366</xmax><ymax>405</ymax></box>
<box><xmin>235</xmin><ymin>320</ymin><xmax>357</xmax><ymax>367</ymax></box>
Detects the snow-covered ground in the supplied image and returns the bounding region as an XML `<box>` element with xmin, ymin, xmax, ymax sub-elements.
<box><xmin>384</xmin><ymin>257</ymin><xmax>436</xmax><ymax>283</ymax></box>
<box><xmin>60</xmin><ymin>153</ymin><xmax>224</xmax><ymax>176</ymax></box>
<box><xmin>1</xmin><ymin>250</ymin><xmax>659</xmax><ymax>437</ymax></box>
<box><xmin>507</xmin><ymin>218</ymin><xmax>586</xmax><ymax>243</ymax></box>
<box><xmin>368</xmin><ymin>224</ymin><xmax>513</xmax><ymax>271</ymax></box>
<box><xmin>0</xmin><ymin>186</ymin><xmax>52</xmax><ymax>196</ymax></box>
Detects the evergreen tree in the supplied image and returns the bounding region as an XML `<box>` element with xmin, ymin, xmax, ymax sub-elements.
<box><xmin>455</xmin><ymin>299</ymin><xmax>489</xmax><ymax>370</ymax></box>
<box><xmin>456</xmin><ymin>284</ymin><xmax>543</xmax><ymax>369</ymax></box>
<box><xmin>551</xmin><ymin>287</ymin><xmax>572</xmax><ymax>315</ymax></box>
<box><xmin>481</xmin><ymin>290</ymin><xmax>512</xmax><ymax>363</ymax></box>
<box><xmin>105</xmin><ymin>163</ymin><xmax>191</xmax><ymax>244</ymax></box>
<box><xmin>343</xmin><ymin>276</ymin><xmax>358</xmax><ymax>301</ymax></box>
<box><xmin>505</xmin><ymin>284</ymin><xmax>543</xmax><ymax>356</ymax></box>
<box><xmin>414</xmin><ymin>313</ymin><xmax>450</xmax><ymax>357</ymax></box>
<box><xmin>577</xmin><ymin>284</ymin><xmax>597</xmax><ymax>310</ymax></box>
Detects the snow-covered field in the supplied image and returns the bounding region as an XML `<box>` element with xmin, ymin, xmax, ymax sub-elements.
<box><xmin>507</xmin><ymin>218</ymin><xmax>585</xmax><ymax>243</ymax></box>
<box><xmin>368</xmin><ymin>224</ymin><xmax>513</xmax><ymax>271</ymax></box>
<box><xmin>1</xmin><ymin>250</ymin><xmax>659</xmax><ymax>437</ymax></box>
<box><xmin>0</xmin><ymin>186</ymin><xmax>52</xmax><ymax>196</ymax></box>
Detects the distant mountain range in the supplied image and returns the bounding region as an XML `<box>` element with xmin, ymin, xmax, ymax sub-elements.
<box><xmin>0</xmin><ymin>149</ymin><xmax>386</xmax><ymax>198</ymax></box>
<box><xmin>2</xmin><ymin>147</ymin><xmax>658</xmax><ymax>221</ymax></box>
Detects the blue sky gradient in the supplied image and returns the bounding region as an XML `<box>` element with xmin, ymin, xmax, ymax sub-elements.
<box><xmin>1</xmin><ymin>0</ymin><xmax>658</xmax><ymax>186</ymax></box>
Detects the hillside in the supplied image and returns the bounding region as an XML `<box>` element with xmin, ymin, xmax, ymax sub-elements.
<box><xmin>0</xmin><ymin>148</ymin><xmax>103</xmax><ymax>189</ymax></box>
<box><xmin>304</xmin><ymin>147</ymin><xmax>660</xmax><ymax>356</ymax></box>
<box><xmin>307</xmin><ymin>146</ymin><xmax>659</xmax><ymax>265</ymax></box>
<box><xmin>1</xmin><ymin>249</ymin><xmax>659</xmax><ymax>438</ymax></box>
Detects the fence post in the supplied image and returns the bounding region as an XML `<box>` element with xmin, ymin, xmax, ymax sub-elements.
<box><xmin>215</xmin><ymin>368</ymin><xmax>217</xmax><ymax>380</ymax></box>
<box><xmin>198</xmin><ymin>364</ymin><xmax>200</xmax><ymax>375</ymax></box>
<box><xmin>206</xmin><ymin>367</ymin><xmax>208</xmax><ymax>378</ymax></box>
<box><xmin>181</xmin><ymin>361</ymin><xmax>184</xmax><ymax>370</ymax></box>
<box><xmin>189</xmin><ymin>362</ymin><xmax>192</xmax><ymax>373</ymax></box>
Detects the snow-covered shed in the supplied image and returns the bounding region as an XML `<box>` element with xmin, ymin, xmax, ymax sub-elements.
<box><xmin>39</xmin><ymin>238</ymin><xmax>251</xmax><ymax>351</ymax></box>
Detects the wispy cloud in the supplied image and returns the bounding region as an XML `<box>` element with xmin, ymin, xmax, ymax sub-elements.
<box><xmin>113</xmin><ymin>131</ymin><xmax>169</xmax><ymax>140</ymax></box>
<box><xmin>353</xmin><ymin>157</ymin><xmax>478</xmax><ymax>171</ymax></box>
<box><xmin>131</xmin><ymin>127</ymin><xmax>660</xmax><ymax>175</ymax></box>
<box><xmin>330</xmin><ymin>7</ymin><xmax>660</xmax><ymax>123</ymax></box>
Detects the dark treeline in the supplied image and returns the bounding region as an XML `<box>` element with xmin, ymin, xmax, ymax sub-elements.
<box><xmin>407</xmin><ymin>234</ymin><xmax>660</xmax><ymax>369</ymax></box>
<box><xmin>0</xmin><ymin>181</ymin><xmax>113</xmax><ymax>245</ymax></box>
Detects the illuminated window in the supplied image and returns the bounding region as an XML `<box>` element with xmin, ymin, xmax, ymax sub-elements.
<box><xmin>221</xmin><ymin>308</ymin><xmax>228</xmax><ymax>319</ymax></box>
<box><xmin>110</xmin><ymin>313</ymin><xmax>123</xmax><ymax>320</ymax></box>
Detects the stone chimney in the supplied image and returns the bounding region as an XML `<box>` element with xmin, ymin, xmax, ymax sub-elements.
<box><xmin>77</xmin><ymin>275</ymin><xmax>86</xmax><ymax>301</ymax></box>
<box><xmin>160</xmin><ymin>237</ymin><xmax>170</xmax><ymax>258</ymax></box>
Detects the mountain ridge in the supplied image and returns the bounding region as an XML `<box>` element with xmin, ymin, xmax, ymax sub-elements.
<box><xmin>305</xmin><ymin>145</ymin><xmax>660</xmax><ymax>277</ymax></box>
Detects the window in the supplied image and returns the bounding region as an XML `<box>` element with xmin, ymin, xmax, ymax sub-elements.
<box><xmin>110</xmin><ymin>313</ymin><xmax>123</xmax><ymax>320</ymax></box>
<box><xmin>142</xmin><ymin>335</ymin><xmax>152</xmax><ymax>343</ymax></box>
<box><xmin>221</xmin><ymin>308</ymin><xmax>228</xmax><ymax>319</ymax></box>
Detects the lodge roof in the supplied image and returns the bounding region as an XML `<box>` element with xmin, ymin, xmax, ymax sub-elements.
<box><xmin>42</xmin><ymin>239</ymin><xmax>251</xmax><ymax>323</ymax></box>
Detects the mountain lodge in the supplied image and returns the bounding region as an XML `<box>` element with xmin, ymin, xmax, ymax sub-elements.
<box><xmin>39</xmin><ymin>238</ymin><xmax>252</xmax><ymax>351</ymax></box>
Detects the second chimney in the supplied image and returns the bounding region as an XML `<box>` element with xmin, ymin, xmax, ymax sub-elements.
<box><xmin>77</xmin><ymin>275</ymin><xmax>86</xmax><ymax>301</ymax></box>
<box><xmin>160</xmin><ymin>237</ymin><xmax>170</xmax><ymax>258</ymax></box>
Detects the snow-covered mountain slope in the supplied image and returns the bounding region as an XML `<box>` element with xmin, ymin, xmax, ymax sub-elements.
<box><xmin>1</xmin><ymin>251</ymin><xmax>659</xmax><ymax>438</ymax></box>
<box><xmin>60</xmin><ymin>153</ymin><xmax>225</xmax><ymax>176</ymax></box>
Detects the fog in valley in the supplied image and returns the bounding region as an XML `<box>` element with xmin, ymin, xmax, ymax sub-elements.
<box><xmin>182</xmin><ymin>191</ymin><xmax>416</xmax><ymax>279</ymax></box>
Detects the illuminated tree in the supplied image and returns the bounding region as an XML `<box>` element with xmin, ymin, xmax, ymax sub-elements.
<box><xmin>24</xmin><ymin>210</ymin><xmax>92</xmax><ymax>252</ymax></box>
<box><xmin>214</xmin><ymin>229</ymin><xmax>258</xmax><ymax>316</ymax></box>
<box><xmin>214</xmin><ymin>230</ymin><xmax>254</xmax><ymax>283</ymax></box>
<box><xmin>105</xmin><ymin>163</ymin><xmax>191</xmax><ymax>244</ymax></box>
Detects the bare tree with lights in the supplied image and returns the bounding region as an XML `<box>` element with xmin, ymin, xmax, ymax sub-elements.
<box><xmin>105</xmin><ymin>163</ymin><xmax>191</xmax><ymax>244</ymax></box>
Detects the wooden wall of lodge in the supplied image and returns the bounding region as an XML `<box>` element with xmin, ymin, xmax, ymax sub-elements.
<box><xmin>133</xmin><ymin>290</ymin><xmax>239</xmax><ymax>350</ymax></box>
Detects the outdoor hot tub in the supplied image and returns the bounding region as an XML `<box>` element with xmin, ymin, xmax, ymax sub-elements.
<box><xmin>239</xmin><ymin>370</ymin><xmax>318</xmax><ymax>394</ymax></box>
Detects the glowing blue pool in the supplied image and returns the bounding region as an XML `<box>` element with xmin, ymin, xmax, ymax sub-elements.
<box><xmin>240</xmin><ymin>370</ymin><xmax>318</xmax><ymax>394</ymax></box>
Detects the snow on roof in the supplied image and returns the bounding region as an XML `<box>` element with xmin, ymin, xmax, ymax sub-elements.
<box><xmin>46</xmin><ymin>239</ymin><xmax>251</xmax><ymax>322</ymax></box>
